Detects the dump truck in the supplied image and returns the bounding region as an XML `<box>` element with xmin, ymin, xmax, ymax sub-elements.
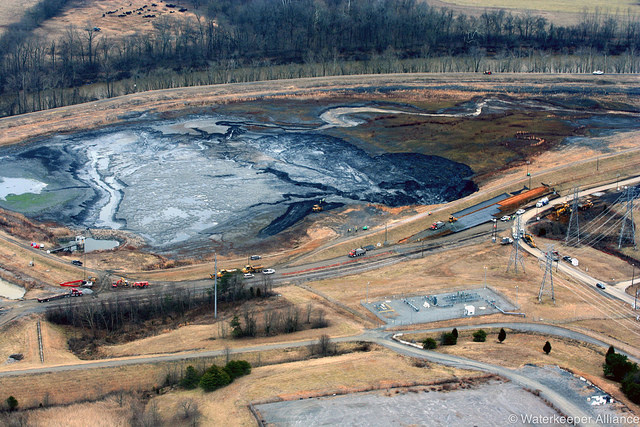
<box><xmin>430</xmin><ymin>221</ymin><xmax>445</xmax><ymax>230</ymax></box>
<box><xmin>348</xmin><ymin>248</ymin><xmax>366</xmax><ymax>257</ymax></box>
<box><xmin>242</xmin><ymin>264</ymin><xmax>263</xmax><ymax>274</ymax></box>
<box><xmin>210</xmin><ymin>269</ymin><xmax>239</xmax><ymax>279</ymax></box>
<box><xmin>38</xmin><ymin>288</ymin><xmax>83</xmax><ymax>303</ymax></box>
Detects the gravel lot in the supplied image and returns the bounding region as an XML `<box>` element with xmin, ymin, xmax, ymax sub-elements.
<box><xmin>254</xmin><ymin>379</ymin><xmax>559</xmax><ymax>426</ymax></box>
<box><xmin>363</xmin><ymin>287</ymin><xmax>518</xmax><ymax>326</ymax></box>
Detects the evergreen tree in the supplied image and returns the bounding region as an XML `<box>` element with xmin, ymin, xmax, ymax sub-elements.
<box><xmin>543</xmin><ymin>341</ymin><xmax>552</xmax><ymax>354</ymax></box>
<box><xmin>498</xmin><ymin>328</ymin><xmax>507</xmax><ymax>343</ymax></box>
<box><xmin>180</xmin><ymin>365</ymin><xmax>201</xmax><ymax>389</ymax></box>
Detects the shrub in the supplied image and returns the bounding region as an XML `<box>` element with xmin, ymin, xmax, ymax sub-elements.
<box><xmin>199</xmin><ymin>365</ymin><xmax>231</xmax><ymax>392</ymax></box>
<box><xmin>451</xmin><ymin>328</ymin><xmax>458</xmax><ymax>339</ymax></box>
<box><xmin>543</xmin><ymin>341</ymin><xmax>552</xmax><ymax>355</ymax></box>
<box><xmin>441</xmin><ymin>332</ymin><xmax>457</xmax><ymax>346</ymax></box>
<box><xmin>422</xmin><ymin>337</ymin><xmax>437</xmax><ymax>350</ymax></box>
<box><xmin>225</xmin><ymin>360</ymin><xmax>251</xmax><ymax>379</ymax></box>
<box><xmin>472</xmin><ymin>329</ymin><xmax>487</xmax><ymax>342</ymax></box>
<box><xmin>180</xmin><ymin>365</ymin><xmax>201</xmax><ymax>389</ymax></box>
<box><xmin>604</xmin><ymin>352</ymin><xmax>638</xmax><ymax>382</ymax></box>
<box><xmin>6</xmin><ymin>396</ymin><xmax>18</xmax><ymax>411</ymax></box>
<box><xmin>622</xmin><ymin>371</ymin><xmax>640</xmax><ymax>404</ymax></box>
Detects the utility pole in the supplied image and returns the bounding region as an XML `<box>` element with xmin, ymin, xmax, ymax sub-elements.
<box><xmin>214</xmin><ymin>252</ymin><xmax>218</xmax><ymax>319</ymax></box>
<box><xmin>618</xmin><ymin>186</ymin><xmax>637</xmax><ymax>250</ymax></box>
<box><xmin>566</xmin><ymin>186</ymin><xmax>580</xmax><ymax>246</ymax></box>
<box><xmin>515</xmin><ymin>285</ymin><xmax>519</xmax><ymax>306</ymax></box>
<box><xmin>539</xmin><ymin>246</ymin><xmax>556</xmax><ymax>304</ymax></box>
<box><xmin>633</xmin><ymin>264</ymin><xmax>636</xmax><ymax>310</ymax></box>
<box><xmin>507</xmin><ymin>214</ymin><xmax>525</xmax><ymax>273</ymax></box>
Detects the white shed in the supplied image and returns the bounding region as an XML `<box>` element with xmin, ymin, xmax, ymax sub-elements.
<box><xmin>464</xmin><ymin>305</ymin><xmax>475</xmax><ymax>316</ymax></box>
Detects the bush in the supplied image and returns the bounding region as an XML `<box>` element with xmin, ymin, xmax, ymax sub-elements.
<box><xmin>180</xmin><ymin>365</ymin><xmax>201</xmax><ymax>389</ymax></box>
<box><xmin>451</xmin><ymin>328</ymin><xmax>458</xmax><ymax>339</ymax></box>
<box><xmin>472</xmin><ymin>330</ymin><xmax>487</xmax><ymax>342</ymax></box>
<box><xmin>422</xmin><ymin>337</ymin><xmax>437</xmax><ymax>349</ymax></box>
<box><xmin>225</xmin><ymin>360</ymin><xmax>251</xmax><ymax>380</ymax></box>
<box><xmin>199</xmin><ymin>365</ymin><xmax>231</xmax><ymax>392</ymax></box>
<box><xmin>441</xmin><ymin>332</ymin><xmax>457</xmax><ymax>346</ymax></box>
<box><xmin>543</xmin><ymin>341</ymin><xmax>552</xmax><ymax>355</ymax></box>
<box><xmin>6</xmin><ymin>396</ymin><xmax>18</xmax><ymax>411</ymax></box>
<box><xmin>604</xmin><ymin>352</ymin><xmax>638</xmax><ymax>382</ymax></box>
<box><xmin>622</xmin><ymin>371</ymin><xmax>640</xmax><ymax>404</ymax></box>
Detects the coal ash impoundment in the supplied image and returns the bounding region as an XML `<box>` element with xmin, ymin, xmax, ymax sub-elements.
<box><xmin>0</xmin><ymin>109</ymin><xmax>476</xmax><ymax>252</ymax></box>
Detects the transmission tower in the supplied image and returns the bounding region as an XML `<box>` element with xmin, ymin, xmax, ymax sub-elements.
<box><xmin>538</xmin><ymin>246</ymin><xmax>556</xmax><ymax>304</ymax></box>
<box><xmin>565</xmin><ymin>186</ymin><xmax>580</xmax><ymax>246</ymax></box>
<box><xmin>618</xmin><ymin>186</ymin><xmax>637</xmax><ymax>250</ymax></box>
<box><xmin>507</xmin><ymin>214</ymin><xmax>525</xmax><ymax>273</ymax></box>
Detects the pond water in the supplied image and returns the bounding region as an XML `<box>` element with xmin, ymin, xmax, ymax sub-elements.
<box><xmin>84</xmin><ymin>237</ymin><xmax>120</xmax><ymax>252</ymax></box>
<box><xmin>0</xmin><ymin>278</ymin><xmax>26</xmax><ymax>299</ymax></box>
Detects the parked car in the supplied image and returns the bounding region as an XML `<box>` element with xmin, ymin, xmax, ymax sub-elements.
<box><xmin>596</xmin><ymin>282</ymin><xmax>606</xmax><ymax>289</ymax></box>
<box><xmin>250</xmin><ymin>255</ymin><xmax>262</xmax><ymax>260</ymax></box>
<box><xmin>262</xmin><ymin>268</ymin><xmax>275</xmax><ymax>275</ymax></box>
<box><xmin>516</xmin><ymin>209</ymin><xmax>525</xmax><ymax>215</ymax></box>
<box><xmin>243</xmin><ymin>273</ymin><xmax>254</xmax><ymax>279</ymax></box>
<box><xmin>592</xmin><ymin>70</ymin><xmax>604</xmax><ymax>75</ymax></box>
<box><xmin>71</xmin><ymin>260</ymin><xmax>83</xmax><ymax>266</ymax></box>
<box><xmin>500</xmin><ymin>215</ymin><xmax>511</xmax><ymax>222</ymax></box>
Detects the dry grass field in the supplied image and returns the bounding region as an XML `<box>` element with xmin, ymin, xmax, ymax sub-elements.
<box><xmin>402</xmin><ymin>328</ymin><xmax>640</xmax><ymax>412</ymax></box>
<box><xmin>98</xmin><ymin>285</ymin><xmax>365</xmax><ymax>358</ymax></box>
<box><xmin>147</xmin><ymin>348</ymin><xmax>481</xmax><ymax>426</ymax></box>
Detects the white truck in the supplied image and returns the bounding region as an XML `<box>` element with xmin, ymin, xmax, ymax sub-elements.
<box><xmin>536</xmin><ymin>197</ymin><xmax>550</xmax><ymax>208</ymax></box>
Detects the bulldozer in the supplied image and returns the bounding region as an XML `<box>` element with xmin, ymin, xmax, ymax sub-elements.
<box><xmin>448</xmin><ymin>216</ymin><xmax>458</xmax><ymax>223</ymax></box>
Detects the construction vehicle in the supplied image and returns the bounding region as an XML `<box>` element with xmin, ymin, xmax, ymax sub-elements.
<box><xmin>348</xmin><ymin>248</ymin><xmax>366</xmax><ymax>258</ymax></box>
<box><xmin>312</xmin><ymin>204</ymin><xmax>323</xmax><ymax>212</ymax></box>
<box><xmin>448</xmin><ymin>216</ymin><xmax>458</xmax><ymax>223</ymax></box>
<box><xmin>553</xmin><ymin>202</ymin><xmax>570</xmax><ymax>218</ymax></box>
<box><xmin>579</xmin><ymin>199</ymin><xmax>593</xmax><ymax>210</ymax></box>
<box><xmin>209</xmin><ymin>269</ymin><xmax>239</xmax><ymax>279</ymax></box>
<box><xmin>60</xmin><ymin>279</ymin><xmax>94</xmax><ymax>288</ymax></box>
<box><xmin>131</xmin><ymin>281</ymin><xmax>149</xmax><ymax>288</ymax></box>
<box><xmin>430</xmin><ymin>221</ymin><xmax>445</xmax><ymax>230</ymax></box>
<box><xmin>38</xmin><ymin>288</ymin><xmax>83</xmax><ymax>303</ymax></box>
<box><xmin>522</xmin><ymin>233</ymin><xmax>536</xmax><ymax>248</ymax></box>
<box><xmin>112</xmin><ymin>278</ymin><xmax>131</xmax><ymax>288</ymax></box>
<box><xmin>241</xmin><ymin>264</ymin><xmax>263</xmax><ymax>274</ymax></box>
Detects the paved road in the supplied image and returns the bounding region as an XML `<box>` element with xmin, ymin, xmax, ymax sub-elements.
<box><xmin>517</xmin><ymin>175</ymin><xmax>640</xmax><ymax>307</ymax></box>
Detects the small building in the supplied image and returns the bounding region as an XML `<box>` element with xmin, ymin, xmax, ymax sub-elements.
<box><xmin>464</xmin><ymin>305</ymin><xmax>475</xmax><ymax>316</ymax></box>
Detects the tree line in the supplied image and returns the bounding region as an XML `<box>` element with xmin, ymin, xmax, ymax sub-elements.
<box><xmin>1</xmin><ymin>0</ymin><xmax>639</xmax><ymax>116</ymax></box>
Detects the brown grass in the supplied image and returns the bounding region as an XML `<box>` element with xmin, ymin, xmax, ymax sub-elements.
<box><xmin>147</xmin><ymin>348</ymin><xmax>481</xmax><ymax>426</ymax></box>
<box><xmin>403</xmin><ymin>328</ymin><xmax>640</xmax><ymax>413</ymax></box>
<box><xmin>98</xmin><ymin>285</ymin><xmax>364</xmax><ymax>358</ymax></box>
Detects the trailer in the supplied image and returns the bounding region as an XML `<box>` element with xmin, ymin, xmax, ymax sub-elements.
<box><xmin>37</xmin><ymin>288</ymin><xmax>83</xmax><ymax>303</ymax></box>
